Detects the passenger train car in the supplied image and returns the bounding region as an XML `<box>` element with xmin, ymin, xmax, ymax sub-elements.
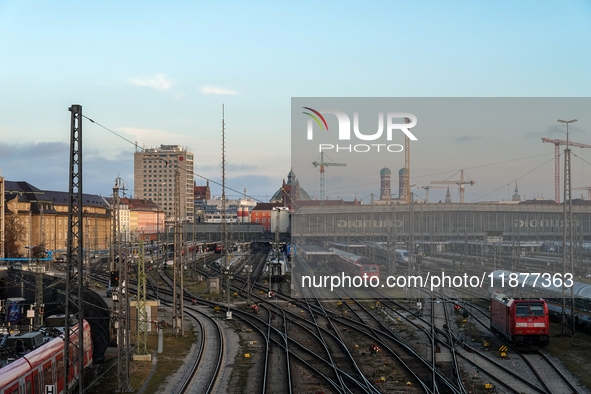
<box><xmin>490</xmin><ymin>293</ymin><xmax>549</xmax><ymax>344</ymax></box>
<box><xmin>396</xmin><ymin>249</ymin><xmax>410</xmax><ymax>264</ymax></box>
<box><xmin>330</xmin><ymin>248</ymin><xmax>380</xmax><ymax>279</ymax></box>
<box><xmin>267</xmin><ymin>250</ymin><xmax>288</xmax><ymax>282</ymax></box>
<box><xmin>0</xmin><ymin>320</ymin><xmax>92</xmax><ymax>394</ymax></box>
<box><xmin>362</xmin><ymin>242</ymin><xmax>410</xmax><ymax>266</ymax></box>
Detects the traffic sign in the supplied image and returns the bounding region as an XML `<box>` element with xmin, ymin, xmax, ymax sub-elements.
<box><xmin>499</xmin><ymin>345</ymin><xmax>508</xmax><ymax>352</ymax></box>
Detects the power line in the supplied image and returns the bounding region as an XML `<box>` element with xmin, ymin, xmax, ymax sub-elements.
<box><xmin>469</xmin><ymin>155</ymin><xmax>556</xmax><ymax>203</ymax></box>
<box><xmin>413</xmin><ymin>152</ymin><xmax>553</xmax><ymax>179</ymax></box>
<box><xmin>82</xmin><ymin>115</ymin><xmax>267</xmax><ymax>203</ymax></box>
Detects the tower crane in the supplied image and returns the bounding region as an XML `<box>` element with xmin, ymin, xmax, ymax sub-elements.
<box><xmin>416</xmin><ymin>185</ymin><xmax>448</xmax><ymax>203</ymax></box>
<box><xmin>541</xmin><ymin>137</ymin><xmax>591</xmax><ymax>204</ymax></box>
<box><xmin>574</xmin><ymin>186</ymin><xmax>591</xmax><ymax>200</ymax></box>
<box><xmin>431</xmin><ymin>170</ymin><xmax>475</xmax><ymax>203</ymax></box>
<box><xmin>312</xmin><ymin>152</ymin><xmax>346</xmax><ymax>202</ymax></box>
<box><xmin>403</xmin><ymin>117</ymin><xmax>413</xmax><ymax>204</ymax></box>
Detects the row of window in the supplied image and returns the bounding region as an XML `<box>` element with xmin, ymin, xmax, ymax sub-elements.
<box><xmin>144</xmin><ymin>159</ymin><xmax>177</xmax><ymax>164</ymax></box>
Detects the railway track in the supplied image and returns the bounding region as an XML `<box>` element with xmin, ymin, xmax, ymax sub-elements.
<box><xmin>90</xmin><ymin>246</ymin><xmax>587</xmax><ymax>394</ymax></box>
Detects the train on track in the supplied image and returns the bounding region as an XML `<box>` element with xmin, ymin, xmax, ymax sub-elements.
<box><xmin>488</xmin><ymin>269</ymin><xmax>591</xmax><ymax>332</ymax></box>
<box><xmin>329</xmin><ymin>248</ymin><xmax>379</xmax><ymax>279</ymax></box>
<box><xmin>490</xmin><ymin>293</ymin><xmax>550</xmax><ymax>344</ymax></box>
<box><xmin>360</xmin><ymin>242</ymin><xmax>411</xmax><ymax>266</ymax></box>
<box><xmin>0</xmin><ymin>319</ymin><xmax>93</xmax><ymax>394</ymax></box>
<box><xmin>267</xmin><ymin>250</ymin><xmax>288</xmax><ymax>282</ymax></box>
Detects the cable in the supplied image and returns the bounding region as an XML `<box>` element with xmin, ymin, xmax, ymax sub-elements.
<box><xmin>82</xmin><ymin>114</ymin><xmax>267</xmax><ymax>204</ymax></box>
<box><xmin>469</xmin><ymin>155</ymin><xmax>556</xmax><ymax>203</ymax></box>
<box><xmin>412</xmin><ymin>153</ymin><xmax>553</xmax><ymax>180</ymax></box>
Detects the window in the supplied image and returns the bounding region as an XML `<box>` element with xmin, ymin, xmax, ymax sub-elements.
<box><xmin>255</xmin><ymin>218</ymin><xmax>259</xmax><ymax>223</ymax></box>
<box><xmin>262</xmin><ymin>218</ymin><xmax>266</xmax><ymax>223</ymax></box>
<box><xmin>256</xmin><ymin>212</ymin><xmax>259</xmax><ymax>216</ymax></box>
<box><xmin>516</xmin><ymin>306</ymin><xmax>529</xmax><ymax>316</ymax></box>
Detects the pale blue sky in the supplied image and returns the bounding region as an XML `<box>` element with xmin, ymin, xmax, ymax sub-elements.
<box><xmin>0</xmin><ymin>1</ymin><xmax>590</xmax><ymax>202</ymax></box>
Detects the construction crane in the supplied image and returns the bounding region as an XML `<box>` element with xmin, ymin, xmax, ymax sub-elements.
<box><xmin>416</xmin><ymin>185</ymin><xmax>448</xmax><ymax>203</ymax></box>
<box><xmin>574</xmin><ymin>186</ymin><xmax>591</xmax><ymax>200</ymax></box>
<box><xmin>312</xmin><ymin>152</ymin><xmax>346</xmax><ymax>201</ymax></box>
<box><xmin>404</xmin><ymin>117</ymin><xmax>412</xmax><ymax>204</ymax></box>
<box><xmin>431</xmin><ymin>170</ymin><xmax>475</xmax><ymax>203</ymax></box>
<box><xmin>541</xmin><ymin>137</ymin><xmax>591</xmax><ymax>204</ymax></box>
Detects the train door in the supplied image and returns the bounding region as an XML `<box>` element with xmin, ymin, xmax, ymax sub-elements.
<box><xmin>32</xmin><ymin>370</ymin><xmax>40</xmax><ymax>394</ymax></box>
<box><xmin>25</xmin><ymin>374</ymin><xmax>32</xmax><ymax>394</ymax></box>
<box><xmin>56</xmin><ymin>355</ymin><xmax>64</xmax><ymax>393</ymax></box>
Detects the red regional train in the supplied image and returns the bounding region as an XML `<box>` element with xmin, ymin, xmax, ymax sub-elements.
<box><xmin>490</xmin><ymin>293</ymin><xmax>549</xmax><ymax>344</ymax></box>
<box><xmin>0</xmin><ymin>320</ymin><xmax>92</xmax><ymax>394</ymax></box>
<box><xmin>330</xmin><ymin>248</ymin><xmax>380</xmax><ymax>279</ymax></box>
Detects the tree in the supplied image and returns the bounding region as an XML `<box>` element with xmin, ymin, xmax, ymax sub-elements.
<box><xmin>32</xmin><ymin>242</ymin><xmax>47</xmax><ymax>260</ymax></box>
<box><xmin>4</xmin><ymin>214</ymin><xmax>26</xmax><ymax>258</ymax></box>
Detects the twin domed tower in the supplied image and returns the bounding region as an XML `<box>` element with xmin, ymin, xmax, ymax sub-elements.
<box><xmin>379</xmin><ymin>166</ymin><xmax>406</xmax><ymax>201</ymax></box>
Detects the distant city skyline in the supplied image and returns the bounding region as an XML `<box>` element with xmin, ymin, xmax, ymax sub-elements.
<box><xmin>1</xmin><ymin>1</ymin><xmax>590</xmax><ymax>203</ymax></box>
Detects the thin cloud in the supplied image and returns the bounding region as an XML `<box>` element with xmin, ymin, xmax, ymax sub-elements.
<box><xmin>129</xmin><ymin>74</ymin><xmax>174</xmax><ymax>90</ymax></box>
<box><xmin>455</xmin><ymin>135</ymin><xmax>483</xmax><ymax>143</ymax></box>
<box><xmin>118</xmin><ymin>127</ymin><xmax>186</xmax><ymax>147</ymax></box>
<box><xmin>200</xmin><ymin>86</ymin><xmax>238</xmax><ymax>95</ymax></box>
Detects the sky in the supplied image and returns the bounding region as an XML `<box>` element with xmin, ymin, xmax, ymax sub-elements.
<box><xmin>0</xmin><ymin>1</ymin><xmax>590</xmax><ymax>204</ymax></box>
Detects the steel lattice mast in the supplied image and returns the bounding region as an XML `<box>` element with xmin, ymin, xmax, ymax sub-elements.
<box><xmin>64</xmin><ymin>105</ymin><xmax>85</xmax><ymax>394</ymax></box>
<box><xmin>115</xmin><ymin>177</ymin><xmax>132</xmax><ymax>392</ymax></box>
<box><xmin>173</xmin><ymin>169</ymin><xmax>184</xmax><ymax>336</ymax></box>
<box><xmin>541</xmin><ymin>136</ymin><xmax>591</xmax><ymax>205</ymax></box>
<box><xmin>137</xmin><ymin>239</ymin><xmax>148</xmax><ymax>354</ymax></box>
<box><xmin>221</xmin><ymin>105</ymin><xmax>232</xmax><ymax>319</ymax></box>
<box><xmin>559</xmin><ymin>119</ymin><xmax>578</xmax><ymax>336</ymax></box>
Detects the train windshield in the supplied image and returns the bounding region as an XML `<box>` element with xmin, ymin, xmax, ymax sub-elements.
<box><xmin>515</xmin><ymin>302</ymin><xmax>544</xmax><ymax>317</ymax></box>
<box><xmin>362</xmin><ymin>266</ymin><xmax>378</xmax><ymax>272</ymax></box>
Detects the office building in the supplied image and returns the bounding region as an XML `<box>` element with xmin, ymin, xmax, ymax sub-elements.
<box><xmin>134</xmin><ymin>145</ymin><xmax>194</xmax><ymax>221</ymax></box>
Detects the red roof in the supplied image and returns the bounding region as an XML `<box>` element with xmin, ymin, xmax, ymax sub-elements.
<box><xmin>121</xmin><ymin>198</ymin><xmax>161</xmax><ymax>211</ymax></box>
<box><xmin>194</xmin><ymin>186</ymin><xmax>208</xmax><ymax>195</ymax></box>
<box><xmin>252</xmin><ymin>202</ymin><xmax>284</xmax><ymax>211</ymax></box>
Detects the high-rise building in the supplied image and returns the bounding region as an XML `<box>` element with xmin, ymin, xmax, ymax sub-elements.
<box><xmin>134</xmin><ymin>145</ymin><xmax>194</xmax><ymax>221</ymax></box>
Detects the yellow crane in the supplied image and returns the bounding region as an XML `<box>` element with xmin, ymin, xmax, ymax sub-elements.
<box><xmin>431</xmin><ymin>170</ymin><xmax>475</xmax><ymax>203</ymax></box>
<box><xmin>312</xmin><ymin>152</ymin><xmax>346</xmax><ymax>202</ymax></box>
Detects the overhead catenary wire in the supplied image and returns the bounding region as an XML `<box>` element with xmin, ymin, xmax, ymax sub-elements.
<box><xmin>81</xmin><ymin>114</ymin><xmax>267</xmax><ymax>204</ymax></box>
<box><xmin>469</xmin><ymin>155</ymin><xmax>557</xmax><ymax>203</ymax></box>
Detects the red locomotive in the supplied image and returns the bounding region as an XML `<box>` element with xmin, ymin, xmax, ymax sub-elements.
<box><xmin>0</xmin><ymin>320</ymin><xmax>93</xmax><ymax>394</ymax></box>
<box><xmin>490</xmin><ymin>293</ymin><xmax>549</xmax><ymax>344</ymax></box>
<box><xmin>330</xmin><ymin>248</ymin><xmax>380</xmax><ymax>279</ymax></box>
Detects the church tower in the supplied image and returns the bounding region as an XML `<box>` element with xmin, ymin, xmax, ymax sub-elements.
<box><xmin>380</xmin><ymin>167</ymin><xmax>392</xmax><ymax>200</ymax></box>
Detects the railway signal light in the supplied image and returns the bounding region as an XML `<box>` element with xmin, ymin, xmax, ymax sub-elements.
<box><xmin>110</xmin><ymin>270</ymin><xmax>119</xmax><ymax>287</ymax></box>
